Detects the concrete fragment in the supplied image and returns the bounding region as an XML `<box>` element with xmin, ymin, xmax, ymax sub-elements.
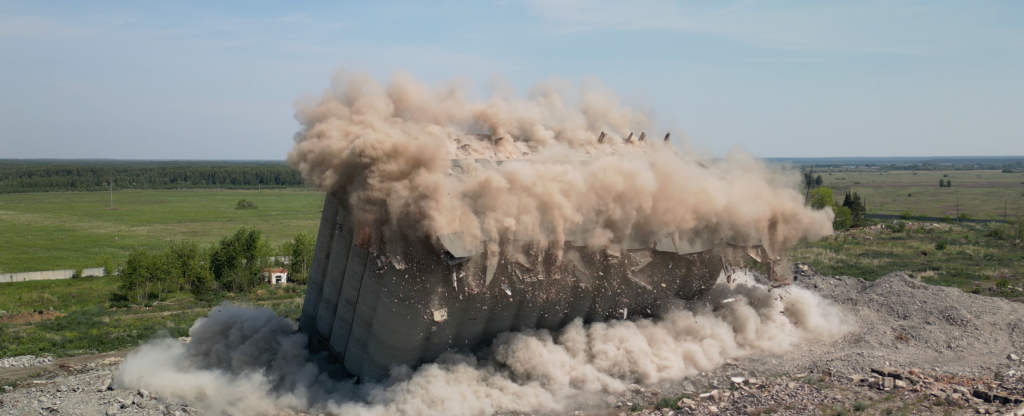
<box><xmin>846</xmin><ymin>374</ymin><xmax>869</xmax><ymax>383</ymax></box>
<box><xmin>881</xmin><ymin>377</ymin><xmax>894</xmax><ymax>390</ymax></box>
<box><xmin>1008</xmin><ymin>353</ymin><xmax>1020</xmax><ymax>361</ymax></box>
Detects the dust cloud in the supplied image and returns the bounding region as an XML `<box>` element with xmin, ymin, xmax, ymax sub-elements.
<box><xmin>115</xmin><ymin>273</ymin><xmax>849</xmax><ymax>416</ymax></box>
<box><xmin>111</xmin><ymin>72</ymin><xmax>846</xmax><ymax>415</ymax></box>
<box><xmin>286</xmin><ymin>71</ymin><xmax>833</xmax><ymax>258</ymax></box>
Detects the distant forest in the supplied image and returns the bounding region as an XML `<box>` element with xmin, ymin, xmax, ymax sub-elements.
<box><xmin>0</xmin><ymin>160</ymin><xmax>307</xmax><ymax>193</ymax></box>
<box><xmin>773</xmin><ymin>156</ymin><xmax>1024</xmax><ymax>172</ymax></box>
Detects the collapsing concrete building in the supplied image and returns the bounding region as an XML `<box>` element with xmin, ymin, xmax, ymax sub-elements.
<box><xmin>287</xmin><ymin>74</ymin><xmax>834</xmax><ymax>382</ymax></box>
<box><xmin>297</xmin><ymin>159</ymin><xmax>775</xmax><ymax>381</ymax></box>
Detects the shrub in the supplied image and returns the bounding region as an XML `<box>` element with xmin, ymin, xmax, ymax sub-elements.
<box><xmin>832</xmin><ymin>206</ymin><xmax>853</xmax><ymax>231</ymax></box>
<box><xmin>235</xmin><ymin>199</ymin><xmax>257</xmax><ymax>209</ymax></box>
<box><xmin>900</xmin><ymin>211</ymin><xmax>913</xmax><ymax>220</ymax></box>
<box><xmin>853</xmin><ymin>401</ymin><xmax>868</xmax><ymax>412</ymax></box>
<box><xmin>935</xmin><ymin>241</ymin><xmax>946</xmax><ymax>250</ymax></box>
<box><xmin>996</xmin><ymin>279</ymin><xmax>1010</xmax><ymax>289</ymax></box>
<box><xmin>71</xmin><ymin>267</ymin><xmax>84</xmax><ymax>279</ymax></box>
<box><xmin>655</xmin><ymin>396</ymin><xmax>680</xmax><ymax>410</ymax></box>
<box><xmin>96</xmin><ymin>255</ymin><xmax>116</xmax><ymax>276</ymax></box>
<box><xmin>886</xmin><ymin>222</ymin><xmax>907</xmax><ymax>233</ymax></box>
<box><xmin>957</xmin><ymin>212</ymin><xmax>972</xmax><ymax>221</ymax></box>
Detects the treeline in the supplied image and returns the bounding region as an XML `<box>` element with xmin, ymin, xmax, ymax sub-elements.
<box><xmin>878</xmin><ymin>161</ymin><xmax>1024</xmax><ymax>172</ymax></box>
<box><xmin>0</xmin><ymin>160</ymin><xmax>307</xmax><ymax>193</ymax></box>
<box><xmin>116</xmin><ymin>227</ymin><xmax>315</xmax><ymax>306</ymax></box>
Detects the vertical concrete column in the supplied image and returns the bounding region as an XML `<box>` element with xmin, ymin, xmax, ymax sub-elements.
<box><xmin>362</xmin><ymin>264</ymin><xmax>433</xmax><ymax>380</ymax></box>
<box><xmin>343</xmin><ymin>250</ymin><xmax>385</xmax><ymax>378</ymax></box>
<box><xmin>299</xmin><ymin>192</ymin><xmax>341</xmax><ymax>344</ymax></box>
<box><xmin>327</xmin><ymin>231</ymin><xmax>371</xmax><ymax>360</ymax></box>
<box><xmin>314</xmin><ymin>205</ymin><xmax>355</xmax><ymax>350</ymax></box>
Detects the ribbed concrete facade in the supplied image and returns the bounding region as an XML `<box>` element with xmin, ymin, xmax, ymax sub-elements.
<box><xmin>300</xmin><ymin>192</ymin><xmax>735</xmax><ymax>381</ymax></box>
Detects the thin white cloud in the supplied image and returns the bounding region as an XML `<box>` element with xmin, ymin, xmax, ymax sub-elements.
<box><xmin>526</xmin><ymin>0</ymin><xmax>1021</xmax><ymax>55</ymax></box>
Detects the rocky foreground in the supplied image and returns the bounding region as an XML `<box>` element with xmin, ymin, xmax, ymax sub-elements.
<box><xmin>2</xmin><ymin>266</ymin><xmax>1023</xmax><ymax>416</ymax></box>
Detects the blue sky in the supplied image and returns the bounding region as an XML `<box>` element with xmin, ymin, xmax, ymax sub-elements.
<box><xmin>1</xmin><ymin>0</ymin><xmax>1022</xmax><ymax>159</ymax></box>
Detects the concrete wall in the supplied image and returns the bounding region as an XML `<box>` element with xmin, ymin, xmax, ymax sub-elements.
<box><xmin>300</xmin><ymin>195</ymin><xmax>728</xmax><ymax>381</ymax></box>
<box><xmin>0</xmin><ymin>267</ymin><xmax>104</xmax><ymax>284</ymax></box>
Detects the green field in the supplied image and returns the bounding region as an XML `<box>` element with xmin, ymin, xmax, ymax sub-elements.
<box><xmin>790</xmin><ymin>221</ymin><xmax>1023</xmax><ymax>296</ymax></box>
<box><xmin>0</xmin><ymin>274</ymin><xmax>305</xmax><ymax>358</ymax></box>
<box><xmin>818</xmin><ymin>169</ymin><xmax>1024</xmax><ymax>220</ymax></box>
<box><xmin>1</xmin><ymin>170</ymin><xmax>1022</xmax><ymax>360</ymax></box>
<box><xmin>0</xmin><ymin>189</ymin><xmax>324</xmax><ymax>273</ymax></box>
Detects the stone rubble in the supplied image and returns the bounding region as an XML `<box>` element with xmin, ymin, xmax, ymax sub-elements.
<box><xmin>0</xmin><ymin>355</ymin><xmax>53</xmax><ymax>369</ymax></box>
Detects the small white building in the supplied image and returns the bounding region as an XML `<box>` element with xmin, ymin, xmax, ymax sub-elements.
<box><xmin>263</xmin><ymin>268</ymin><xmax>288</xmax><ymax>285</ymax></box>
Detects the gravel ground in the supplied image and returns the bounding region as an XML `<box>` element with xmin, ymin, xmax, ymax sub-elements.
<box><xmin>2</xmin><ymin>265</ymin><xmax>1024</xmax><ymax>415</ymax></box>
<box><xmin>611</xmin><ymin>265</ymin><xmax>1024</xmax><ymax>416</ymax></box>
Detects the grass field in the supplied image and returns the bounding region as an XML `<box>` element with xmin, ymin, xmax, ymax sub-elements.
<box><xmin>0</xmin><ymin>189</ymin><xmax>324</xmax><ymax>273</ymax></box>
<box><xmin>790</xmin><ymin>221</ymin><xmax>1024</xmax><ymax>296</ymax></box>
<box><xmin>0</xmin><ymin>275</ymin><xmax>305</xmax><ymax>358</ymax></box>
<box><xmin>1</xmin><ymin>171</ymin><xmax>1022</xmax><ymax>360</ymax></box>
<box><xmin>817</xmin><ymin>169</ymin><xmax>1024</xmax><ymax>220</ymax></box>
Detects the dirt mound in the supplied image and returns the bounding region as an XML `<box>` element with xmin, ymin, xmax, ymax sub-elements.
<box><xmin>0</xmin><ymin>310</ymin><xmax>65</xmax><ymax>324</ymax></box>
<box><xmin>738</xmin><ymin>265</ymin><xmax>1024</xmax><ymax>379</ymax></box>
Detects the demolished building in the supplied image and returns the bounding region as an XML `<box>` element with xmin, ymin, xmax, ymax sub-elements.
<box><xmin>297</xmin><ymin>155</ymin><xmax>777</xmax><ymax>381</ymax></box>
<box><xmin>288</xmin><ymin>73</ymin><xmax>834</xmax><ymax>381</ymax></box>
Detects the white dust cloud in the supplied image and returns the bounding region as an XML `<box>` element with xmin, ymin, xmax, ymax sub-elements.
<box><xmin>286</xmin><ymin>71</ymin><xmax>833</xmax><ymax>258</ymax></box>
<box><xmin>115</xmin><ymin>277</ymin><xmax>849</xmax><ymax>416</ymax></box>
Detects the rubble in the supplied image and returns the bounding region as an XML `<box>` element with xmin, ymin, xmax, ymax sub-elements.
<box><xmin>0</xmin><ymin>355</ymin><xmax>53</xmax><ymax>369</ymax></box>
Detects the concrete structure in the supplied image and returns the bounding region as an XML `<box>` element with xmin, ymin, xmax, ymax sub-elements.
<box><xmin>264</xmin><ymin>268</ymin><xmax>289</xmax><ymax>285</ymax></box>
<box><xmin>0</xmin><ymin>268</ymin><xmax>104</xmax><ymax>284</ymax></box>
<box><xmin>299</xmin><ymin>189</ymin><xmax>770</xmax><ymax>381</ymax></box>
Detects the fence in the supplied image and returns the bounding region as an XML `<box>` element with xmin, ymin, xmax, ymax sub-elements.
<box><xmin>0</xmin><ymin>267</ymin><xmax>104</xmax><ymax>283</ymax></box>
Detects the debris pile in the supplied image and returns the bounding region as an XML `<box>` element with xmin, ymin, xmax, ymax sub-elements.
<box><xmin>0</xmin><ymin>355</ymin><xmax>53</xmax><ymax>369</ymax></box>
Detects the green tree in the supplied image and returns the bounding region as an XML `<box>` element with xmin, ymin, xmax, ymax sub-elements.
<box><xmin>832</xmin><ymin>205</ymin><xmax>853</xmax><ymax>231</ymax></box>
<box><xmin>289</xmin><ymin>232</ymin><xmax>316</xmax><ymax>285</ymax></box>
<box><xmin>947</xmin><ymin>179</ymin><xmax>952</xmax><ymax>187</ymax></box>
<box><xmin>210</xmin><ymin>227</ymin><xmax>270</xmax><ymax>292</ymax></box>
<box><xmin>814</xmin><ymin>175</ymin><xmax>823</xmax><ymax>186</ymax></box>
<box><xmin>96</xmin><ymin>255</ymin><xmax>116</xmax><ymax>276</ymax></box>
<box><xmin>117</xmin><ymin>248</ymin><xmax>174</xmax><ymax>305</ymax></box>
<box><xmin>166</xmin><ymin>240</ymin><xmax>213</xmax><ymax>295</ymax></box>
<box><xmin>939</xmin><ymin>179</ymin><xmax>946</xmax><ymax>187</ymax></box>
<box><xmin>842</xmin><ymin>191</ymin><xmax>867</xmax><ymax>226</ymax></box>
<box><xmin>808</xmin><ymin>187</ymin><xmax>834</xmax><ymax>209</ymax></box>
